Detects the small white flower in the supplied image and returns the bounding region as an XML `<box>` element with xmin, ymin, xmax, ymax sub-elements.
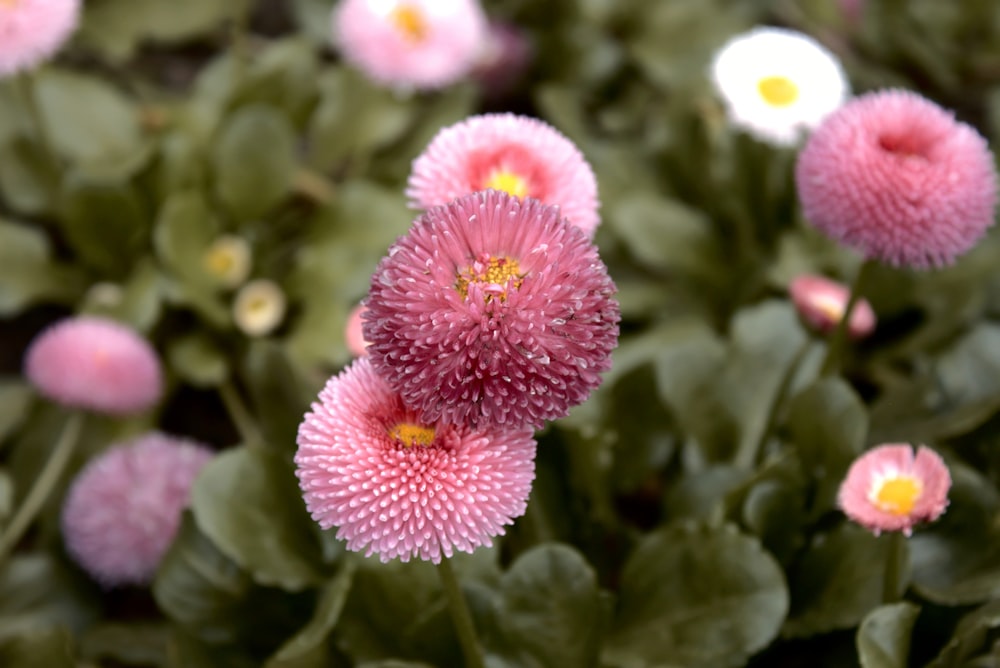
<box><xmin>710</xmin><ymin>27</ymin><xmax>849</xmax><ymax>146</ymax></box>
<box><xmin>203</xmin><ymin>235</ymin><xmax>252</xmax><ymax>289</ymax></box>
<box><xmin>233</xmin><ymin>279</ymin><xmax>286</xmax><ymax>337</ymax></box>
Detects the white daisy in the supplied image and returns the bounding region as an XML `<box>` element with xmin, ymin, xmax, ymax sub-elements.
<box><xmin>233</xmin><ymin>279</ymin><xmax>287</xmax><ymax>337</ymax></box>
<box><xmin>710</xmin><ymin>27</ymin><xmax>849</xmax><ymax>146</ymax></box>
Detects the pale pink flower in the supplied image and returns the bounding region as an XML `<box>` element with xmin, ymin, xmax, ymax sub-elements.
<box><xmin>364</xmin><ymin>190</ymin><xmax>620</xmax><ymax>429</ymax></box>
<box><xmin>0</xmin><ymin>0</ymin><xmax>81</xmax><ymax>77</ymax></box>
<box><xmin>838</xmin><ymin>444</ymin><xmax>951</xmax><ymax>536</ymax></box>
<box><xmin>333</xmin><ymin>0</ymin><xmax>487</xmax><ymax>90</ymax></box>
<box><xmin>789</xmin><ymin>274</ymin><xmax>876</xmax><ymax>339</ymax></box>
<box><xmin>796</xmin><ymin>89</ymin><xmax>998</xmax><ymax>269</ymax></box>
<box><xmin>61</xmin><ymin>432</ymin><xmax>214</xmax><ymax>586</ymax></box>
<box><xmin>407</xmin><ymin>113</ymin><xmax>601</xmax><ymax>237</ymax></box>
<box><xmin>295</xmin><ymin>357</ymin><xmax>536</xmax><ymax>563</ymax></box>
<box><xmin>24</xmin><ymin>316</ymin><xmax>163</xmax><ymax>416</ymax></box>
<box><xmin>345</xmin><ymin>303</ymin><xmax>371</xmax><ymax>357</ymax></box>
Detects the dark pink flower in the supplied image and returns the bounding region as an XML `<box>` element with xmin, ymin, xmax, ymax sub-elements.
<box><xmin>364</xmin><ymin>190</ymin><xmax>620</xmax><ymax>429</ymax></box>
<box><xmin>407</xmin><ymin>113</ymin><xmax>601</xmax><ymax>237</ymax></box>
<box><xmin>24</xmin><ymin>316</ymin><xmax>163</xmax><ymax>416</ymax></box>
<box><xmin>0</xmin><ymin>0</ymin><xmax>80</xmax><ymax>77</ymax></box>
<box><xmin>789</xmin><ymin>274</ymin><xmax>876</xmax><ymax>339</ymax></box>
<box><xmin>295</xmin><ymin>357</ymin><xmax>536</xmax><ymax>563</ymax></box>
<box><xmin>61</xmin><ymin>432</ymin><xmax>213</xmax><ymax>586</ymax></box>
<box><xmin>796</xmin><ymin>89</ymin><xmax>998</xmax><ymax>269</ymax></box>
<box><xmin>838</xmin><ymin>444</ymin><xmax>951</xmax><ymax>536</ymax></box>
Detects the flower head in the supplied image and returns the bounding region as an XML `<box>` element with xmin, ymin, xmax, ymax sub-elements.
<box><xmin>295</xmin><ymin>358</ymin><xmax>536</xmax><ymax>563</ymax></box>
<box><xmin>407</xmin><ymin>113</ymin><xmax>601</xmax><ymax>237</ymax></box>
<box><xmin>789</xmin><ymin>274</ymin><xmax>876</xmax><ymax>339</ymax></box>
<box><xmin>345</xmin><ymin>303</ymin><xmax>371</xmax><ymax>357</ymax></box>
<box><xmin>364</xmin><ymin>190</ymin><xmax>620</xmax><ymax>429</ymax></box>
<box><xmin>24</xmin><ymin>316</ymin><xmax>162</xmax><ymax>416</ymax></box>
<box><xmin>838</xmin><ymin>444</ymin><xmax>951</xmax><ymax>536</ymax></box>
<box><xmin>0</xmin><ymin>0</ymin><xmax>80</xmax><ymax>77</ymax></box>
<box><xmin>203</xmin><ymin>235</ymin><xmax>252</xmax><ymax>289</ymax></box>
<box><xmin>62</xmin><ymin>432</ymin><xmax>213</xmax><ymax>586</ymax></box>
<box><xmin>796</xmin><ymin>89</ymin><xmax>999</xmax><ymax>269</ymax></box>
<box><xmin>710</xmin><ymin>26</ymin><xmax>849</xmax><ymax>146</ymax></box>
<box><xmin>233</xmin><ymin>279</ymin><xmax>287</xmax><ymax>337</ymax></box>
<box><xmin>333</xmin><ymin>0</ymin><xmax>487</xmax><ymax>90</ymax></box>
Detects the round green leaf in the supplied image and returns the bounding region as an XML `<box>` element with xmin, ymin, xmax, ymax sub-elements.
<box><xmin>152</xmin><ymin>190</ymin><xmax>218</xmax><ymax>287</ymax></box>
<box><xmin>0</xmin><ymin>219</ymin><xmax>82</xmax><ymax>315</ymax></box>
<box><xmin>167</xmin><ymin>334</ymin><xmax>229</xmax><ymax>388</ymax></box>
<box><xmin>856</xmin><ymin>602</ymin><xmax>920</xmax><ymax>668</ymax></box>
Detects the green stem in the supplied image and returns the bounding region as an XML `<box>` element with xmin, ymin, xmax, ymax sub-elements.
<box><xmin>218</xmin><ymin>380</ymin><xmax>265</xmax><ymax>446</ymax></box>
<box><xmin>882</xmin><ymin>531</ymin><xmax>908</xmax><ymax>603</ymax></box>
<box><xmin>437</xmin><ymin>557</ymin><xmax>485</xmax><ymax>668</ymax></box>
<box><xmin>820</xmin><ymin>259</ymin><xmax>875</xmax><ymax>377</ymax></box>
<box><xmin>14</xmin><ymin>71</ymin><xmax>59</xmax><ymax>171</ymax></box>
<box><xmin>0</xmin><ymin>412</ymin><xmax>84</xmax><ymax>565</ymax></box>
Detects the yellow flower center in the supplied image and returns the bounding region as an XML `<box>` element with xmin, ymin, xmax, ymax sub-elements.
<box><xmin>872</xmin><ymin>476</ymin><xmax>923</xmax><ymax>516</ymax></box>
<box><xmin>206</xmin><ymin>248</ymin><xmax>236</xmax><ymax>277</ymax></box>
<box><xmin>813</xmin><ymin>293</ymin><xmax>845</xmax><ymax>323</ymax></box>
<box><xmin>455</xmin><ymin>256</ymin><xmax>523</xmax><ymax>301</ymax></box>
<box><xmin>388</xmin><ymin>3</ymin><xmax>428</xmax><ymax>43</ymax></box>
<box><xmin>757</xmin><ymin>75</ymin><xmax>799</xmax><ymax>107</ymax></box>
<box><xmin>390</xmin><ymin>422</ymin><xmax>436</xmax><ymax>447</ymax></box>
<box><xmin>484</xmin><ymin>170</ymin><xmax>529</xmax><ymax>199</ymax></box>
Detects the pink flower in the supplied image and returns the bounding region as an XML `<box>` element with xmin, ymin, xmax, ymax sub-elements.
<box><xmin>364</xmin><ymin>190</ymin><xmax>620</xmax><ymax>429</ymax></box>
<box><xmin>333</xmin><ymin>0</ymin><xmax>486</xmax><ymax>90</ymax></box>
<box><xmin>789</xmin><ymin>274</ymin><xmax>876</xmax><ymax>339</ymax></box>
<box><xmin>838</xmin><ymin>444</ymin><xmax>951</xmax><ymax>536</ymax></box>
<box><xmin>796</xmin><ymin>89</ymin><xmax>998</xmax><ymax>269</ymax></box>
<box><xmin>407</xmin><ymin>113</ymin><xmax>601</xmax><ymax>237</ymax></box>
<box><xmin>471</xmin><ymin>21</ymin><xmax>533</xmax><ymax>98</ymax></box>
<box><xmin>0</xmin><ymin>0</ymin><xmax>81</xmax><ymax>77</ymax></box>
<box><xmin>345</xmin><ymin>303</ymin><xmax>371</xmax><ymax>357</ymax></box>
<box><xmin>62</xmin><ymin>432</ymin><xmax>214</xmax><ymax>586</ymax></box>
<box><xmin>295</xmin><ymin>357</ymin><xmax>536</xmax><ymax>563</ymax></box>
<box><xmin>24</xmin><ymin>316</ymin><xmax>163</xmax><ymax>416</ymax></box>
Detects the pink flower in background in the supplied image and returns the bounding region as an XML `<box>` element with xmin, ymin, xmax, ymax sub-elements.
<box><xmin>838</xmin><ymin>444</ymin><xmax>951</xmax><ymax>536</ymax></box>
<box><xmin>407</xmin><ymin>113</ymin><xmax>601</xmax><ymax>237</ymax></box>
<box><xmin>345</xmin><ymin>303</ymin><xmax>371</xmax><ymax>357</ymax></box>
<box><xmin>333</xmin><ymin>0</ymin><xmax>487</xmax><ymax>90</ymax></box>
<box><xmin>796</xmin><ymin>89</ymin><xmax>998</xmax><ymax>269</ymax></box>
<box><xmin>62</xmin><ymin>432</ymin><xmax>214</xmax><ymax>586</ymax></box>
<box><xmin>789</xmin><ymin>274</ymin><xmax>876</xmax><ymax>339</ymax></box>
<box><xmin>472</xmin><ymin>21</ymin><xmax>533</xmax><ymax>97</ymax></box>
<box><xmin>24</xmin><ymin>316</ymin><xmax>163</xmax><ymax>416</ymax></box>
<box><xmin>295</xmin><ymin>358</ymin><xmax>536</xmax><ymax>563</ymax></box>
<box><xmin>364</xmin><ymin>190</ymin><xmax>620</xmax><ymax>429</ymax></box>
<box><xmin>0</xmin><ymin>0</ymin><xmax>81</xmax><ymax>77</ymax></box>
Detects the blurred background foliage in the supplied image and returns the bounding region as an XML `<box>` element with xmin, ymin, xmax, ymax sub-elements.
<box><xmin>4</xmin><ymin>0</ymin><xmax>1000</xmax><ymax>665</ymax></box>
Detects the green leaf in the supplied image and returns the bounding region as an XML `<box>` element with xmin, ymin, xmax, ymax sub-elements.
<box><xmin>153</xmin><ymin>190</ymin><xmax>219</xmax><ymax>288</ymax></box>
<box><xmin>856</xmin><ymin>602</ymin><xmax>920</xmax><ymax>668</ymax></box>
<box><xmin>79</xmin><ymin>622</ymin><xmax>170</xmax><ymax>668</ymax></box>
<box><xmin>0</xmin><ymin>136</ymin><xmax>60</xmax><ymax>215</ymax></box>
<box><xmin>212</xmin><ymin>105</ymin><xmax>296</xmax><ymax>222</ymax></box>
<box><xmin>927</xmin><ymin>600</ymin><xmax>1000</xmax><ymax>668</ymax></box>
<box><xmin>80</xmin><ymin>258</ymin><xmax>166</xmax><ymax>332</ymax></box>
<box><xmin>190</xmin><ymin>446</ymin><xmax>325</xmax><ymax>591</ymax></box>
<box><xmin>0</xmin><ymin>626</ymin><xmax>74</xmax><ymax>668</ymax></box>
<box><xmin>242</xmin><ymin>341</ymin><xmax>312</xmax><ymax>452</ymax></box>
<box><xmin>167</xmin><ymin>334</ymin><xmax>229</xmax><ymax>388</ymax></box>
<box><xmin>0</xmin><ymin>554</ymin><xmax>99</xmax><ymax>641</ymax></box>
<box><xmin>231</xmin><ymin>38</ymin><xmax>321</xmax><ymax>127</ymax></box>
<box><xmin>605</xmin><ymin>523</ymin><xmax>788</xmax><ymax>668</ymax></box>
<box><xmin>0</xmin><ymin>219</ymin><xmax>83</xmax><ymax>315</ymax></box>
<box><xmin>0</xmin><ymin>379</ymin><xmax>33</xmax><ymax>445</ymax></box>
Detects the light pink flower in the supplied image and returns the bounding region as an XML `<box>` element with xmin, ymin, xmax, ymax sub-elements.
<box><xmin>333</xmin><ymin>0</ymin><xmax>486</xmax><ymax>90</ymax></box>
<box><xmin>407</xmin><ymin>113</ymin><xmax>601</xmax><ymax>237</ymax></box>
<box><xmin>364</xmin><ymin>190</ymin><xmax>620</xmax><ymax>429</ymax></box>
<box><xmin>61</xmin><ymin>432</ymin><xmax>214</xmax><ymax>586</ymax></box>
<box><xmin>295</xmin><ymin>357</ymin><xmax>536</xmax><ymax>563</ymax></box>
<box><xmin>789</xmin><ymin>274</ymin><xmax>876</xmax><ymax>339</ymax></box>
<box><xmin>0</xmin><ymin>0</ymin><xmax>81</xmax><ymax>77</ymax></box>
<box><xmin>345</xmin><ymin>303</ymin><xmax>371</xmax><ymax>357</ymax></box>
<box><xmin>24</xmin><ymin>316</ymin><xmax>163</xmax><ymax>416</ymax></box>
<box><xmin>796</xmin><ymin>89</ymin><xmax>998</xmax><ymax>269</ymax></box>
<box><xmin>838</xmin><ymin>444</ymin><xmax>951</xmax><ymax>536</ymax></box>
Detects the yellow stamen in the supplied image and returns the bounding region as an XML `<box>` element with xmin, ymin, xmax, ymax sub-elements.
<box><xmin>455</xmin><ymin>256</ymin><xmax>523</xmax><ymax>301</ymax></box>
<box><xmin>484</xmin><ymin>170</ymin><xmax>529</xmax><ymax>199</ymax></box>
<box><xmin>758</xmin><ymin>75</ymin><xmax>799</xmax><ymax>107</ymax></box>
<box><xmin>388</xmin><ymin>3</ymin><xmax>428</xmax><ymax>43</ymax></box>
<box><xmin>390</xmin><ymin>422</ymin><xmax>436</xmax><ymax>447</ymax></box>
<box><xmin>873</xmin><ymin>476</ymin><xmax>923</xmax><ymax>516</ymax></box>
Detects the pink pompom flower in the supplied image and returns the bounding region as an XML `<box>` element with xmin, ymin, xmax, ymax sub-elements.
<box><xmin>796</xmin><ymin>89</ymin><xmax>999</xmax><ymax>269</ymax></box>
<box><xmin>0</xmin><ymin>0</ymin><xmax>81</xmax><ymax>77</ymax></box>
<box><xmin>838</xmin><ymin>444</ymin><xmax>951</xmax><ymax>536</ymax></box>
<box><xmin>364</xmin><ymin>190</ymin><xmax>620</xmax><ymax>429</ymax></box>
<box><xmin>407</xmin><ymin>113</ymin><xmax>601</xmax><ymax>237</ymax></box>
<box><xmin>333</xmin><ymin>0</ymin><xmax>487</xmax><ymax>91</ymax></box>
<box><xmin>62</xmin><ymin>432</ymin><xmax>214</xmax><ymax>586</ymax></box>
<box><xmin>24</xmin><ymin>316</ymin><xmax>163</xmax><ymax>416</ymax></box>
<box><xmin>295</xmin><ymin>357</ymin><xmax>536</xmax><ymax>563</ymax></box>
<box><xmin>345</xmin><ymin>303</ymin><xmax>371</xmax><ymax>357</ymax></box>
<box><xmin>789</xmin><ymin>274</ymin><xmax>876</xmax><ymax>339</ymax></box>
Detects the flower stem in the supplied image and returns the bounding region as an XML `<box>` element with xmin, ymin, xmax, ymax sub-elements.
<box><xmin>218</xmin><ymin>380</ymin><xmax>265</xmax><ymax>447</ymax></box>
<box><xmin>820</xmin><ymin>259</ymin><xmax>875</xmax><ymax>377</ymax></box>
<box><xmin>0</xmin><ymin>411</ymin><xmax>84</xmax><ymax>566</ymax></box>
<box><xmin>882</xmin><ymin>531</ymin><xmax>909</xmax><ymax>603</ymax></box>
<box><xmin>14</xmin><ymin>70</ymin><xmax>59</xmax><ymax>171</ymax></box>
<box><xmin>437</xmin><ymin>557</ymin><xmax>485</xmax><ymax>668</ymax></box>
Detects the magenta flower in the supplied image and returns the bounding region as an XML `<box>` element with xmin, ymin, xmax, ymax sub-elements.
<box><xmin>295</xmin><ymin>358</ymin><xmax>536</xmax><ymax>563</ymax></box>
<box><xmin>0</xmin><ymin>0</ymin><xmax>80</xmax><ymax>77</ymax></box>
<box><xmin>364</xmin><ymin>190</ymin><xmax>620</xmax><ymax>429</ymax></box>
<box><xmin>24</xmin><ymin>316</ymin><xmax>163</xmax><ymax>416</ymax></box>
<box><xmin>796</xmin><ymin>89</ymin><xmax>998</xmax><ymax>269</ymax></box>
<box><xmin>789</xmin><ymin>274</ymin><xmax>876</xmax><ymax>339</ymax></box>
<box><xmin>333</xmin><ymin>0</ymin><xmax>486</xmax><ymax>90</ymax></box>
<box><xmin>61</xmin><ymin>432</ymin><xmax>214</xmax><ymax>586</ymax></box>
<box><xmin>407</xmin><ymin>113</ymin><xmax>601</xmax><ymax>237</ymax></box>
<box><xmin>838</xmin><ymin>444</ymin><xmax>951</xmax><ymax>536</ymax></box>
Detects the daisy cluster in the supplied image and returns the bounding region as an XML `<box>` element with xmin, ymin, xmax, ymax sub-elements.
<box><xmin>296</xmin><ymin>113</ymin><xmax>620</xmax><ymax>563</ymax></box>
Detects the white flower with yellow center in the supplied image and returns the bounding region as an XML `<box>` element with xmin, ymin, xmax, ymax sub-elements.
<box><xmin>232</xmin><ymin>279</ymin><xmax>287</xmax><ymax>337</ymax></box>
<box><xmin>710</xmin><ymin>27</ymin><xmax>849</xmax><ymax>146</ymax></box>
<box><xmin>203</xmin><ymin>235</ymin><xmax>252</xmax><ymax>289</ymax></box>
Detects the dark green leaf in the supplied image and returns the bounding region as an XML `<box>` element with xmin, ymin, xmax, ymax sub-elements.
<box><xmin>0</xmin><ymin>379</ymin><xmax>33</xmax><ymax>445</ymax></box>
<box><xmin>168</xmin><ymin>334</ymin><xmax>229</xmax><ymax>388</ymax></box>
<box><xmin>0</xmin><ymin>136</ymin><xmax>60</xmax><ymax>215</ymax></box>
<box><xmin>0</xmin><ymin>219</ymin><xmax>83</xmax><ymax>315</ymax></box>
<box><xmin>927</xmin><ymin>600</ymin><xmax>1000</xmax><ymax>668</ymax></box>
<box><xmin>0</xmin><ymin>625</ymin><xmax>74</xmax><ymax>668</ymax></box>
<box><xmin>153</xmin><ymin>190</ymin><xmax>219</xmax><ymax>288</ymax></box>
<box><xmin>856</xmin><ymin>602</ymin><xmax>920</xmax><ymax>668</ymax></box>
